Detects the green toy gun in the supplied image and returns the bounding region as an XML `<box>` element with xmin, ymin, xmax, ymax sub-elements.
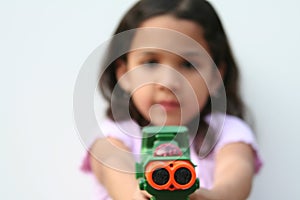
<box><xmin>136</xmin><ymin>126</ymin><xmax>199</xmax><ymax>200</ymax></box>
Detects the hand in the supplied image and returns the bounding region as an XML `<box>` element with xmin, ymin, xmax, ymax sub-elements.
<box><xmin>132</xmin><ymin>186</ymin><xmax>152</xmax><ymax>200</ymax></box>
<box><xmin>189</xmin><ymin>188</ymin><xmax>220</xmax><ymax>200</ymax></box>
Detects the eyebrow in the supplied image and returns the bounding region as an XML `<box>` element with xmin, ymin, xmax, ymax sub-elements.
<box><xmin>137</xmin><ymin>51</ymin><xmax>157</xmax><ymax>56</ymax></box>
<box><xmin>132</xmin><ymin>51</ymin><xmax>159</xmax><ymax>59</ymax></box>
<box><xmin>132</xmin><ymin>49</ymin><xmax>207</xmax><ymax>59</ymax></box>
<box><xmin>180</xmin><ymin>51</ymin><xmax>207</xmax><ymax>58</ymax></box>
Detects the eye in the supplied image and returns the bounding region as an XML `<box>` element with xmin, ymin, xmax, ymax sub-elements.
<box><xmin>143</xmin><ymin>59</ymin><xmax>159</xmax><ymax>67</ymax></box>
<box><xmin>182</xmin><ymin>61</ymin><xmax>195</xmax><ymax>69</ymax></box>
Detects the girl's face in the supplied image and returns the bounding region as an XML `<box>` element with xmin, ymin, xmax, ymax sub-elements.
<box><xmin>117</xmin><ymin>15</ymin><xmax>222</xmax><ymax>126</ymax></box>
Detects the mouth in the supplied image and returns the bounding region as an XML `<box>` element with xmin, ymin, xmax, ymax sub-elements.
<box><xmin>157</xmin><ymin>100</ymin><xmax>180</xmax><ymax>111</ymax></box>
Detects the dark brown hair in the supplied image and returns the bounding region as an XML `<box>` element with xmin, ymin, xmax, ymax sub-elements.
<box><xmin>99</xmin><ymin>0</ymin><xmax>246</xmax><ymax>154</ymax></box>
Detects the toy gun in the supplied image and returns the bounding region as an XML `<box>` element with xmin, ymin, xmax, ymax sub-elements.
<box><xmin>136</xmin><ymin>126</ymin><xmax>199</xmax><ymax>200</ymax></box>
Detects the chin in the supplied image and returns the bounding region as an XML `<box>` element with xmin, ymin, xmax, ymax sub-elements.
<box><xmin>151</xmin><ymin>119</ymin><xmax>186</xmax><ymax>126</ymax></box>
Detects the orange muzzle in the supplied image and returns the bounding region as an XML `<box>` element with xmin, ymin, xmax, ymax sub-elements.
<box><xmin>145</xmin><ymin>160</ymin><xmax>197</xmax><ymax>191</ymax></box>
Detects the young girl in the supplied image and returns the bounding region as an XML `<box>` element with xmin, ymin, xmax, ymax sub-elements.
<box><xmin>81</xmin><ymin>0</ymin><xmax>262</xmax><ymax>199</ymax></box>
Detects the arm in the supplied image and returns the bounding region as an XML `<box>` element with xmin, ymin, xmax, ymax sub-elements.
<box><xmin>190</xmin><ymin>142</ymin><xmax>255</xmax><ymax>200</ymax></box>
<box><xmin>89</xmin><ymin>137</ymin><xmax>151</xmax><ymax>200</ymax></box>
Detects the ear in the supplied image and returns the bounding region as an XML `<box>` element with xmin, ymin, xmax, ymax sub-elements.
<box><xmin>115</xmin><ymin>59</ymin><xmax>131</xmax><ymax>92</ymax></box>
<box><xmin>210</xmin><ymin>62</ymin><xmax>226</xmax><ymax>96</ymax></box>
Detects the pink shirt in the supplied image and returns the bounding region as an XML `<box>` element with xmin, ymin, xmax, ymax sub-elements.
<box><xmin>81</xmin><ymin>113</ymin><xmax>263</xmax><ymax>200</ymax></box>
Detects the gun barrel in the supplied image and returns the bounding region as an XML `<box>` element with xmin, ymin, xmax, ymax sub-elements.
<box><xmin>136</xmin><ymin>126</ymin><xmax>200</xmax><ymax>200</ymax></box>
<box><xmin>145</xmin><ymin>160</ymin><xmax>197</xmax><ymax>191</ymax></box>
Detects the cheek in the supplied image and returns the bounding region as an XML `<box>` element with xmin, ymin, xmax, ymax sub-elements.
<box><xmin>187</xmin><ymin>77</ymin><xmax>210</xmax><ymax>110</ymax></box>
<box><xmin>131</xmin><ymin>87</ymin><xmax>153</xmax><ymax>117</ymax></box>
<box><xmin>197</xmin><ymin>89</ymin><xmax>210</xmax><ymax>111</ymax></box>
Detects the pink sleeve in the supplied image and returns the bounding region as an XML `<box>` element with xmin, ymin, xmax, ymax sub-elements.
<box><xmin>213</xmin><ymin>115</ymin><xmax>263</xmax><ymax>173</ymax></box>
<box><xmin>80</xmin><ymin>119</ymin><xmax>138</xmax><ymax>173</ymax></box>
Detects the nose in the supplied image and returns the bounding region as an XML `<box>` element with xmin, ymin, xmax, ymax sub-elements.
<box><xmin>155</xmin><ymin>66</ymin><xmax>181</xmax><ymax>92</ymax></box>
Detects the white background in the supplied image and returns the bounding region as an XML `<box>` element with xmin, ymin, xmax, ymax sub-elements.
<box><xmin>1</xmin><ymin>0</ymin><xmax>299</xmax><ymax>199</ymax></box>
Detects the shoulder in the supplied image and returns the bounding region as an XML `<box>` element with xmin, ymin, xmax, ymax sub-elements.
<box><xmin>205</xmin><ymin>113</ymin><xmax>263</xmax><ymax>173</ymax></box>
<box><xmin>98</xmin><ymin>118</ymin><xmax>141</xmax><ymax>149</ymax></box>
<box><xmin>81</xmin><ymin>118</ymin><xmax>141</xmax><ymax>173</ymax></box>
<box><xmin>205</xmin><ymin>113</ymin><xmax>252</xmax><ymax>132</ymax></box>
<box><xmin>205</xmin><ymin>113</ymin><xmax>255</xmax><ymax>147</ymax></box>
<box><xmin>100</xmin><ymin>118</ymin><xmax>140</xmax><ymax>135</ymax></box>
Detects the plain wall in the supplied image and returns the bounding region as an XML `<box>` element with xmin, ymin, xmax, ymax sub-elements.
<box><xmin>1</xmin><ymin>0</ymin><xmax>299</xmax><ymax>199</ymax></box>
